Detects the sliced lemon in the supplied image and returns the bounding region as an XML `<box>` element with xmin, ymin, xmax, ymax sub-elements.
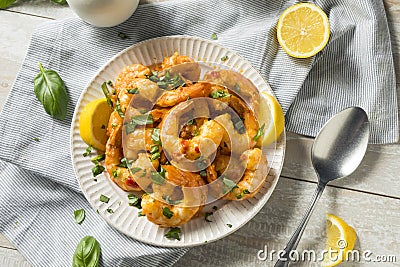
<box><xmin>277</xmin><ymin>3</ymin><xmax>330</xmax><ymax>58</ymax></box>
<box><xmin>257</xmin><ymin>92</ymin><xmax>285</xmax><ymax>146</ymax></box>
<box><xmin>79</xmin><ymin>98</ymin><xmax>112</xmax><ymax>151</ymax></box>
<box><xmin>322</xmin><ymin>214</ymin><xmax>357</xmax><ymax>267</ymax></box>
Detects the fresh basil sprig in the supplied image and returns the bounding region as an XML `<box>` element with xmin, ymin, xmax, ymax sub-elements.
<box><xmin>72</xmin><ymin>236</ymin><xmax>101</xmax><ymax>267</ymax></box>
<box><xmin>34</xmin><ymin>62</ymin><xmax>69</xmax><ymax>120</ymax></box>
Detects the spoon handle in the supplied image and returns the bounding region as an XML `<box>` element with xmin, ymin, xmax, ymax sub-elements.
<box><xmin>274</xmin><ymin>183</ymin><xmax>326</xmax><ymax>267</ymax></box>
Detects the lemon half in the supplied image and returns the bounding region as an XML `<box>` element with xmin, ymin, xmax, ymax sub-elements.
<box><xmin>79</xmin><ymin>98</ymin><xmax>112</xmax><ymax>151</ymax></box>
<box><xmin>277</xmin><ymin>3</ymin><xmax>330</xmax><ymax>58</ymax></box>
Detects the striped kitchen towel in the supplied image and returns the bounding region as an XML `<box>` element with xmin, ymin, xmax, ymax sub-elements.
<box><xmin>0</xmin><ymin>0</ymin><xmax>397</xmax><ymax>266</ymax></box>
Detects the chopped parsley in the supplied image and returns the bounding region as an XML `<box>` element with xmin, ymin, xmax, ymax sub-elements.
<box><xmin>130</xmin><ymin>167</ymin><xmax>142</xmax><ymax>175</ymax></box>
<box><xmin>101</xmin><ymin>82</ymin><xmax>113</xmax><ymax>108</ymax></box>
<box><xmin>237</xmin><ymin>189</ymin><xmax>251</xmax><ymax>199</ymax></box>
<box><xmin>151</xmin><ymin>152</ymin><xmax>161</xmax><ymax>161</ymax></box>
<box><xmin>211</xmin><ymin>32</ymin><xmax>218</xmax><ymax>40</ymax></box>
<box><xmin>100</xmin><ymin>194</ymin><xmax>110</xmax><ymax>203</ymax></box>
<box><xmin>227</xmin><ymin>224</ymin><xmax>232</xmax><ymax>228</ymax></box>
<box><xmin>165</xmin><ymin>227</ymin><xmax>181</xmax><ymax>240</ymax></box>
<box><xmin>91</xmin><ymin>154</ymin><xmax>105</xmax><ymax>164</ymax></box>
<box><xmin>163</xmin><ymin>207</ymin><xmax>174</xmax><ymax>219</ymax></box>
<box><xmin>205</xmin><ymin>212</ymin><xmax>213</xmax><ymax>222</ymax></box>
<box><xmin>127</xmin><ymin>88</ymin><xmax>139</xmax><ymax>94</ymax></box>
<box><xmin>222</xmin><ymin>177</ymin><xmax>238</xmax><ymax>194</ymax></box>
<box><xmin>253</xmin><ymin>123</ymin><xmax>265</xmax><ymax>141</ymax></box>
<box><xmin>128</xmin><ymin>194</ymin><xmax>142</xmax><ymax>208</ymax></box>
<box><xmin>117</xmin><ymin>158</ymin><xmax>133</xmax><ymax>168</ymax></box>
<box><xmin>33</xmin><ymin>137</ymin><xmax>40</xmax><ymax>142</ymax></box>
<box><xmin>150</xmin><ymin>144</ymin><xmax>159</xmax><ymax>154</ymax></box>
<box><xmin>155</xmin><ymin>71</ymin><xmax>185</xmax><ymax>90</ymax></box>
<box><xmin>92</xmin><ymin>165</ymin><xmax>105</xmax><ymax>177</ymax></box>
<box><xmin>83</xmin><ymin>145</ymin><xmax>93</xmax><ymax>157</ymax></box>
<box><xmin>118</xmin><ymin>32</ymin><xmax>128</xmax><ymax>39</ymax></box>
<box><xmin>115</xmin><ymin>98</ymin><xmax>124</xmax><ymax>118</ymax></box>
<box><xmin>74</xmin><ymin>209</ymin><xmax>85</xmax><ymax>224</ymax></box>
<box><xmin>106</xmin><ymin>208</ymin><xmax>114</xmax><ymax>214</ymax></box>
<box><xmin>221</xmin><ymin>55</ymin><xmax>229</xmax><ymax>61</ymax></box>
<box><xmin>210</xmin><ymin>90</ymin><xmax>231</xmax><ymax>99</ymax></box>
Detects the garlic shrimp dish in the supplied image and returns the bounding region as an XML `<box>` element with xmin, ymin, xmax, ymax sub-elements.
<box><xmin>103</xmin><ymin>53</ymin><xmax>275</xmax><ymax>228</ymax></box>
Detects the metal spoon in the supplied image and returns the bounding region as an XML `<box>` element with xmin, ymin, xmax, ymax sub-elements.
<box><xmin>274</xmin><ymin>107</ymin><xmax>370</xmax><ymax>267</ymax></box>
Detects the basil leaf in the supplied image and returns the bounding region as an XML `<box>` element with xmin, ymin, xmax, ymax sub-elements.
<box><xmin>112</xmin><ymin>169</ymin><xmax>120</xmax><ymax>178</ymax></box>
<box><xmin>165</xmin><ymin>227</ymin><xmax>181</xmax><ymax>240</ymax></box>
<box><xmin>125</xmin><ymin>123</ymin><xmax>137</xmax><ymax>135</ymax></box>
<box><xmin>92</xmin><ymin>165</ymin><xmax>105</xmax><ymax>177</ymax></box>
<box><xmin>131</xmin><ymin>114</ymin><xmax>154</xmax><ymax>125</ymax></box>
<box><xmin>117</xmin><ymin>158</ymin><xmax>133</xmax><ymax>168</ymax></box>
<box><xmin>205</xmin><ymin>212</ymin><xmax>213</xmax><ymax>222</ymax></box>
<box><xmin>101</xmin><ymin>82</ymin><xmax>113</xmax><ymax>108</ymax></box>
<box><xmin>0</xmin><ymin>0</ymin><xmax>16</xmax><ymax>9</ymax></box>
<box><xmin>163</xmin><ymin>195</ymin><xmax>182</xmax><ymax>205</ymax></box>
<box><xmin>74</xmin><ymin>209</ymin><xmax>85</xmax><ymax>225</ymax></box>
<box><xmin>227</xmin><ymin>224</ymin><xmax>232</xmax><ymax>228</ymax></box>
<box><xmin>151</xmin><ymin>152</ymin><xmax>161</xmax><ymax>160</ymax></box>
<box><xmin>163</xmin><ymin>207</ymin><xmax>174</xmax><ymax>219</ymax></box>
<box><xmin>83</xmin><ymin>145</ymin><xmax>93</xmax><ymax>157</ymax></box>
<box><xmin>99</xmin><ymin>194</ymin><xmax>109</xmax><ymax>203</ymax></box>
<box><xmin>210</xmin><ymin>90</ymin><xmax>231</xmax><ymax>99</ymax></box>
<box><xmin>34</xmin><ymin>62</ymin><xmax>69</xmax><ymax>120</ymax></box>
<box><xmin>72</xmin><ymin>236</ymin><xmax>101</xmax><ymax>267</ymax></box>
<box><xmin>128</xmin><ymin>194</ymin><xmax>142</xmax><ymax>208</ymax></box>
<box><xmin>50</xmin><ymin>0</ymin><xmax>67</xmax><ymax>4</ymax></box>
<box><xmin>106</xmin><ymin>208</ymin><xmax>114</xmax><ymax>214</ymax></box>
<box><xmin>130</xmin><ymin>167</ymin><xmax>142</xmax><ymax>175</ymax></box>
<box><xmin>253</xmin><ymin>123</ymin><xmax>266</xmax><ymax>141</ymax></box>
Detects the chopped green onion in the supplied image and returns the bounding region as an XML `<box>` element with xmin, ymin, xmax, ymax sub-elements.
<box><xmin>253</xmin><ymin>123</ymin><xmax>266</xmax><ymax>141</ymax></box>
<box><xmin>152</xmin><ymin>128</ymin><xmax>161</xmax><ymax>145</ymax></box>
<box><xmin>150</xmin><ymin>145</ymin><xmax>159</xmax><ymax>154</ymax></box>
<box><xmin>112</xmin><ymin>169</ymin><xmax>120</xmax><ymax>178</ymax></box>
<box><xmin>100</xmin><ymin>194</ymin><xmax>110</xmax><ymax>203</ymax></box>
<box><xmin>130</xmin><ymin>167</ymin><xmax>142</xmax><ymax>175</ymax></box>
<box><xmin>92</xmin><ymin>165</ymin><xmax>105</xmax><ymax>177</ymax></box>
<box><xmin>106</xmin><ymin>208</ymin><xmax>114</xmax><ymax>214</ymax></box>
<box><xmin>163</xmin><ymin>195</ymin><xmax>182</xmax><ymax>205</ymax></box>
<box><xmin>101</xmin><ymin>82</ymin><xmax>113</xmax><ymax>108</ymax></box>
<box><xmin>83</xmin><ymin>145</ymin><xmax>93</xmax><ymax>157</ymax></box>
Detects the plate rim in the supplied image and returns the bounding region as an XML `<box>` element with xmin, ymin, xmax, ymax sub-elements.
<box><xmin>70</xmin><ymin>35</ymin><xmax>286</xmax><ymax>247</ymax></box>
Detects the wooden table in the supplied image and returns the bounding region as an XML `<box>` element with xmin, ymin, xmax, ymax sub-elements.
<box><xmin>1</xmin><ymin>0</ymin><xmax>399</xmax><ymax>266</ymax></box>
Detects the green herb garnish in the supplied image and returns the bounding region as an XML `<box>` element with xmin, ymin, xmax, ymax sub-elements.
<box><xmin>91</xmin><ymin>154</ymin><xmax>105</xmax><ymax>164</ymax></box>
<box><xmin>163</xmin><ymin>207</ymin><xmax>174</xmax><ymax>219</ymax></box>
<box><xmin>128</xmin><ymin>194</ymin><xmax>142</xmax><ymax>209</ymax></box>
<box><xmin>33</xmin><ymin>137</ymin><xmax>39</xmax><ymax>142</ymax></box>
<box><xmin>210</xmin><ymin>90</ymin><xmax>231</xmax><ymax>99</ymax></box>
<box><xmin>101</xmin><ymin>82</ymin><xmax>113</xmax><ymax>108</ymax></box>
<box><xmin>92</xmin><ymin>165</ymin><xmax>105</xmax><ymax>177</ymax></box>
<box><xmin>221</xmin><ymin>55</ymin><xmax>229</xmax><ymax>61</ymax></box>
<box><xmin>117</xmin><ymin>158</ymin><xmax>133</xmax><ymax>168</ymax></box>
<box><xmin>211</xmin><ymin>32</ymin><xmax>218</xmax><ymax>40</ymax></box>
<box><xmin>106</xmin><ymin>208</ymin><xmax>114</xmax><ymax>214</ymax></box>
<box><xmin>152</xmin><ymin>128</ymin><xmax>161</xmax><ymax>145</ymax></box>
<box><xmin>118</xmin><ymin>32</ymin><xmax>128</xmax><ymax>39</ymax></box>
<box><xmin>127</xmin><ymin>88</ymin><xmax>138</xmax><ymax>94</ymax></box>
<box><xmin>130</xmin><ymin>167</ymin><xmax>142</xmax><ymax>175</ymax></box>
<box><xmin>156</xmin><ymin>71</ymin><xmax>185</xmax><ymax>90</ymax></box>
<box><xmin>138</xmin><ymin>211</ymin><xmax>145</xmax><ymax>217</ymax></box>
<box><xmin>163</xmin><ymin>195</ymin><xmax>182</xmax><ymax>205</ymax></box>
<box><xmin>74</xmin><ymin>209</ymin><xmax>85</xmax><ymax>224</ymax></box>
<box><xmin>165</xmin><ymin>227</ymin><xmax>181</xmax><ymax>240</ymax></box>
<box><xmin>150</xmin><ymin>145</ymin><xmax>159</xmax><ymax>154</ymax></box>
<box><xmin>227</xmin><ymin>224</ymin><xmax>232</xmax><ymax>228</ymax></box>
<box><xmin>125</xmin><ymin>114</ymin><xmax>154</xmax><ymax>134</ymax></box>
<box><xmin>100</xmin><ymin>194</ymin><xmax>110</xmax><ymax>203</ymax></box>
<box><xmin>151</xmin><ymin>171</ymin><xmax>165</xmax><ymax>185</ymax></box>
<box><xmin>253</xmin><ymin>123</ymin><xmax>265</xmax><ymax>141</ymax></box>
<box><xmin>83</xmin><ymin>145</ymin><xmax>93</xmax><ymax>157</ymax></box>
<box><xmin>199</xmin><ymin>170</ymin><xmax>207</xmax><ymax>177</ymax></box>
<box><xmin>107</xmin><ymin>80</ymin><xmax>113</xmax><ymax>86</ymax></box>
<box><xmin>151</xmin><ymin>152</ymin><xmax>161</xmax><ymax>161</ymax></box>
<box><xmin>205</xmin><ymin>212</ymin><xmax>213</xmax><ymax>222</ymax></box>
<box><xmin>115</xmin><ymin>98</ymin><xmax>124</xmax><ymax>118</ymax></box>
<box><xmin>222</xmin><ymin>177</ymin><xmax>238</xmax><ymax>194</ymax></box>
<box><xmin>112</xmin><ymin>169</ymin><xmax>120</xmax><ymax>178</ymax></box>
<box><xmin>72</xmin><ymin>236</ymin><xmax>101</xmax><ymax>267</ymax></box>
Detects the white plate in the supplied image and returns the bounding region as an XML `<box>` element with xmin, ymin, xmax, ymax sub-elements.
<box><xmin>70</xmin><ymin>35</ymin><xmax>286</xmax><ymax>247</ymax></box>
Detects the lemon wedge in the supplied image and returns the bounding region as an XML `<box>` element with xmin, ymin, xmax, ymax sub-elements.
<box><xmin>257</xmin><ymin>92</ymin><xmax>285</xmax><ymax>146</ymax></box>
<box><xmin>79</xmin><ymin>98</ymin><xmax>112</xmax><ymax>151</ymax></box>
<box><xmin>277</xmin><ymin>3</ymin><xmax>330</xmax><ymax>58</ymax></box>
<box><xmin>322</xmin><ymin>214</ymin><xmax>357</xmax><ymax>267</ymax></box>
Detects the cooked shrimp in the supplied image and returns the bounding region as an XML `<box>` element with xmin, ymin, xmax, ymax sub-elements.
<box><xmin>224</xmin><ymin>148</ymin><xmax>269</xmax><ymax>200</ymax></box>
<box><xmin>129</xmin><ymin>153</ymin><xmax>159</xmax><ymax>191</ymax></box>
<box><xmin>162</xmin><ymin>52</ymin><xmax>194</xmax><ymax>69</ymax></box>
<box><xmin>114</xmin><ymin>64</ymin><xmax>152</xmax><ymax>95</ymax></box>
<box><xmin>141</xmin><ymin>165</ymin><xmax>207</xmax><ymax>227</ymax></box>
<box><xmin>156</xmin><ymin>82</ymin><xmax>213</xmax><ymax>107</ymax></box>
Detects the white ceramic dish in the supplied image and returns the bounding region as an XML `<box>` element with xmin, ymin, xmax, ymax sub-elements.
<box><xmin>70</xmin><ymin>35</ymin><xmax>286</xmax><ymax>247</ymax></box>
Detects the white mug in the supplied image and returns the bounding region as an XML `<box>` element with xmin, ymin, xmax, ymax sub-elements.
<box><xmin>66</xmin><ymin>0</ymin><xmax>140</xmax><ymax>27</ymax></box>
